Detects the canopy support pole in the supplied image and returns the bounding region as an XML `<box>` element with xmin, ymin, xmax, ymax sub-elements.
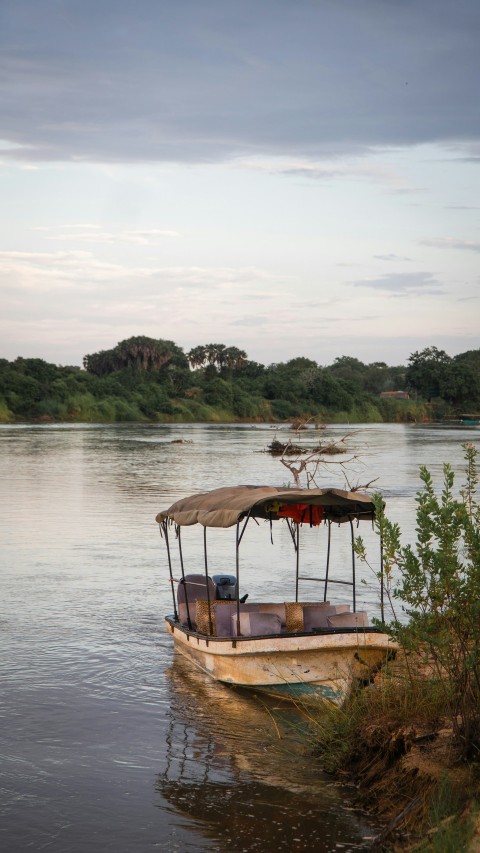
<box><xmin>380</xmin><ymin>533</ymin><xmax>385</xmax><ymax>624</ymax></box>
<box><xmin>324</xmin><ymin>520</ymin><xmax>331</xmax><ymax>602</ymax></box>
<box><xmin>235</xmin><ymin>522</ymin><xmax>241</xmax><ymax>636</ymax></box>
<box><xmin>163</xmin><ymin>521</ymin><xmax>178</xmax><ymax>620</ymax></box>
<box><xmin>178</xmin><ymin>527</ymin><xmax>192</xmax><ymax>630</ymax></box>
<box><xmin>203</xmin><ymin>526</ymin><xmax>213</xmax><ymax>635</ymax></box>
<box><xmin>349</xmin><ymin>517</ymin><xmax>356</xmax><ymax>612</ymax></box>
<box><xmin>237</xmin><ymin>514</ymin><xmax>251</xmax><ymax>546</ymax></box>
<box><xmin>295</xmin><ymin>523</ymin><xmax>300</xmax><ymax>602</ymax></box>
<box><xmin>285</xmin><ymin>518</ymin><xmax>298</xmax><ymax>551</ymax></box>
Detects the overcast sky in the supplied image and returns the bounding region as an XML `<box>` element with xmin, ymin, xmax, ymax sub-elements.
<box><xmin>1</xmin><ymin>0</ymin><xmax>479</xmax><ymax>367</ymax></box>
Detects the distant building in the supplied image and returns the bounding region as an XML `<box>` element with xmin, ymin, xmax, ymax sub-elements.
<box><xmin>379</xmin><ymin>390</ymin><xmax>410</xmax><ymax>400</ymax></box>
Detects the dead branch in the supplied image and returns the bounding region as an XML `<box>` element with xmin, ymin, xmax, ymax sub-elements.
<box><xmin>275</xmin><ymin>429</ymin><xmax>373</xmax><ymax>491</ymax></box>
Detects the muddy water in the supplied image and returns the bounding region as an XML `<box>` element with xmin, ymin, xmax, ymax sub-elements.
<box><xmin>1</xmin><ymin>422</ymin><xmax>476</xmax><ymax>851</ymax></box>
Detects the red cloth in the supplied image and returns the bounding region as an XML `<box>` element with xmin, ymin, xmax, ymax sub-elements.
<box><xmin>277</xmin><ymin>504</ymin><xmax>324</xmax><ymax>525</ymax></box>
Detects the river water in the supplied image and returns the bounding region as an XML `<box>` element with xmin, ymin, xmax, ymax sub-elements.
<box><xmin>1</xmin><ymin>422</ymin><xmax>477</xmax><ymax>852</ymax></box>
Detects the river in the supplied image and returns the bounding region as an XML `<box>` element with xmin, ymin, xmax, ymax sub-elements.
<box><xmin>1</xmin><ymin>422</ymin><xmax>477</xmax><ymax>852</ymax></box>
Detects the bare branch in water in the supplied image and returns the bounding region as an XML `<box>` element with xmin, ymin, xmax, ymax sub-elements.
<box><xmin>275</xmin><ymin>429</ymin><xmax>369</xmax><ymax>491</ymax></box>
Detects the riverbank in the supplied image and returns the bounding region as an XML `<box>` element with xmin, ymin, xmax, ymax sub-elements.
<box><xmin>0</xmin><ymin>400</ymin><xmax>429</xmax><ymax>426</ymax></box>
<box><xmin>353</xmin><ymin>722</ymin><xmax>479</xmax><ymax>851</ymax></box>
<box><xmin>301</xmin><ymin>653</ymin><xmax>480</xmax><ymax>851</ymax></box>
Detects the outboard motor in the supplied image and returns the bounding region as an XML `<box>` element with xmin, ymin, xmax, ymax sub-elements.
<box><xmin>212</xmin><ymin>574</ymin><xmax>238</xmax><ymax>601</ymax></box>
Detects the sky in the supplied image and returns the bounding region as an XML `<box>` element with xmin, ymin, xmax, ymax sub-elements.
<box><xmin>1</xmin><ymin>0</ymin><xmax>479</xmax><ymax>369</ymax></box>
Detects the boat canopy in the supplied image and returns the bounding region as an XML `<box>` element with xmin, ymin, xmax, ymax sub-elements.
<box><xmin>156</xmin><ymin>485</ymin><xmax>376</xmax><ymax>528</ymax></box>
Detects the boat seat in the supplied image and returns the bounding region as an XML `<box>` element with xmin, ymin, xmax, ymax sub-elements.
<box><xmin>285</xmin><ymin>601</ymin><xmax>334</xmax><ymax>632</ymax></box>
<box><xmin>327</xmin><ymin>610</ymin><xmax>369</xmax><ymax>629</ymax></box>
<box><xmin>302</xmin><ymin>603</ymin><xmax>350</xmax><ymax>632</ymax></box>
<box><xmin>231</xmin><ymin>611</ymin><xmax>282</xmax><ymax>637</ymax></box>
<box><xmin>177</xmin><ymin>574</ymin><xmax>216</xmax><ymax>630</ymax></box>
<box><xmin>212</xmin><ymin>602</ymin><xmax>286</xmax><ymax>637</ymax></box>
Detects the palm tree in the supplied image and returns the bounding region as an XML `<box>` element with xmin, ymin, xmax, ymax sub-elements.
<box><xmin>83</xmin><ymin>337</ymin><xmax>185</xmax><ymax>376</ymax></box>
<box><xmin>224</xmin><ymin>347</ymin><xmax>248</xmax><ymax>370</ymax></box>
<box><xmin>187</xmin><ymin>345</ymin><xmax>207</xmax><ymax>370</ymax></box>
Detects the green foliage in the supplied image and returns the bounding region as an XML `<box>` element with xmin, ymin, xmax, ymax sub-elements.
<box><xmin>187</xmin><ymin>343</ymin><xmax>248</xmax><ymax>372</ymax></box>
<box><xmin>413</xmin><ymin>777</ymin><xmax>475</xmax><ymax>853</ymax></box>
<box><xmin>0</xmin><ymin>398</ymin><xmax>14</xmax><ymax>422</ymax></box>
<box><xmin>377</xmin><ymin>395</ymin><xmax>425</xmax><ymax>423</ymax></box>
<box><xmin>407</xmin><ymin>346</ymin><xmax>480</xmax><ymax>408</ymax></box>
<box><xmin>0</xmin><ymin>342</ymin><xmax>478</xmax><ymax>424</ymax></box>
<box><xmin>361</xmin><ymin>444</ymin><xmax>480</xmax><ymax>757</ymax></box>
<box><xmin>203</xmin><ymin>377</ymin><xmax>234</xmax><ymax>409</ymax></box>
<box><xmin>83</xmin><ymin>336</ymin><xmax>187</xmax><ymax>376</ymax></box>
<box><xmin>270</xmin><ymin>398</ymin><xmax>299</xmax><ymax>420</ymax></box>
<box><xmin>232</xmin><ymin>386</ymin><xmax>263</xmax><ymax>419</ymax></box>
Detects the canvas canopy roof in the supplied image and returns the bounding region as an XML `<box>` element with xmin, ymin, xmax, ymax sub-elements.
<box><xmin>156</xmin><ymin>484</ymin><xmax>377</xmax><ymax>528</ymax></box>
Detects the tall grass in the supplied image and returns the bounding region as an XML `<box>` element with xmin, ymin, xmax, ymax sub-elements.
<box><xmin>305</xmin><ymin>659</ymin><xmax>449</xmax><ymax>774</ymax></box>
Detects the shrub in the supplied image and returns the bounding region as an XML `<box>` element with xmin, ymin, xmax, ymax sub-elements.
<box><xmin>357</xmin><ymin>443</ymin><xmax>480</xmax><ymax>758</ymax></box>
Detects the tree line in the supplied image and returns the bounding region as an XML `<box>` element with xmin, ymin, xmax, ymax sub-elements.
<box><xmin>1</xmin><ymin>336</ymin><xmax>479</xmax><ymax>424</ymax></box>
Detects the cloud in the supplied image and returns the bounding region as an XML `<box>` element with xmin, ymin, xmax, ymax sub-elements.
<box><xmin>234</xmin><ymin>155</ymin><xmax>429</xmax><ymax>194</ymax></box>
<box><xmin>351</xmin><ymin>271</ymin><xmax>444</xmax><ymax>296</ymax></box>
<box><xmin>238</xmin><ymin>156</ymin><xmax>414</xmax><ymax>189</ymax></box>
<box><xmin>0</xmin><ymin>250</ymin><xmax>144</xmax><ymax>287</ymax></box>
<box><xmin>34</xmin><ymin>225</ymin><xmax>180</xmax><ymax>245</ymax></box>
<box><xmin>374</xmin><ymin>254</ymin><xmax>413</xmax><ymax>262</ymax></box>
<box><xmin>1</xmin><ymin>0</ymin><xmax>479</xmax><ymax>164</ymax></box>
<box><xmin>0</xmin><ymin>250</ymin><xmax>286</xmax><ymax>297</ymax></box>
<box><xmin>229</xmin><ymin>315</ymin><xmax>268</xmax><ymax>327</ymax></box>
<box><xmin>421</xmin><ymin>237</ymin><xmax>480</xmax><ymax>253</ymax></box>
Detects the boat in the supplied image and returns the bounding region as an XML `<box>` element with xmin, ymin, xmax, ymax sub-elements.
<box><xmin>156</xmin><ymin>485</ymin><xmax>395</xmax><ymax>703</ymax></box>
<box><xmin>458</xmin><ymin>413</ymin><xmax>480</xmax><ymax>426</ymax></box>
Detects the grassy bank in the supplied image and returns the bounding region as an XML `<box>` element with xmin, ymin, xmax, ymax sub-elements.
<box><xmin>0</xmin><ymin>396</ymin><xmax>428</xmax><ymax>425</ymax></box>
<box><xmin>304</xmin><ymin>657</ymin><xmax>480</xmax><ymax>850</ymax></box>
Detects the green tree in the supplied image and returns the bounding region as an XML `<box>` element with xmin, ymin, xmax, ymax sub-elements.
<box><xmin>187</xmin><ymin>343</ymin><xmax>248</xmax><ymax>374</ymax></box>
<box><xmin>309</xmin><ymin>370</ymin><xmax>353</xmax><ymax>410</ymax></box>
<box><xmin>187</xmin><ymin>345</ymin><xmax>207</xmax><ymax>369</ymax></box>
<box><xmin>83</xmin><ymin>336</ymin><xmax>186</xmax><ymax>376</ymax></box>
<box><xmin>328</xmin><ymin>355</ymin><xmax>368</xmax><ymax>383</ymax></box>
<box><xmin>203</xmin><ymin>377</ymin><xmax>234</xmax><ymax>410</ymax></box>
<box><xmin>406</xmin><ymin>347</ymin><xmax>452</xmax><ymax>401</ymax></box>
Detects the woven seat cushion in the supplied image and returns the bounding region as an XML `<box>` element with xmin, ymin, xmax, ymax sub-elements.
<box><xmin>285</xmin><ymin>601</ymin><xmax>330</xmax><ymax>632</ymax></box>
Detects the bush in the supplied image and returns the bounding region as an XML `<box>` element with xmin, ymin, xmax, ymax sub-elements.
<box><xmin>0</xmin><ymin>398</ymin><xmax>14</xmax><ymax>422</ymax></box>
<box><xmin>203</xmin><ymin>377</ymin><xmax>234</xmax><ymax>410</ymax></box>
<box><xmin>357</xmin><ymin>443</ymin><xmax>480</xmax><ymax>758</ymax></box>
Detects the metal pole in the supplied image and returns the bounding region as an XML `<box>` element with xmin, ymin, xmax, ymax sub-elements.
<box><xmin>178</xmin><ymin>527</ymin><xmax>192</xmax><ymax>630</ymax></box>
<box><xmin>237</xmin><ymin>513</ymin><xmax>251</xmax><ymax>546</ymax></box>
<box><xmin>380</xmin><ymin>533</ymin><xmax>385</xmax><ymax>624</ymax></box>
<box><xmin>163</xmin><ymin>521</ymin><xmax>178</xmax><ymax>620</ymax></box>
<box><xmin>203</xmin><ymin>526</ymin><xmax>213</xmax><ymax>635</ymax></box>
<box><xmin>235</xmin><ymin>522</ymin><xmax>241</xmax><ymax>636</ymax></box>
<box><xmin>349</xmin><ymin>517</ymin><xmax>356</xmax><ymax>612</ymax></box>
<box><xmin>295</xmin><ymin>523</ymin><xmax>300</xmax><ymax>602</ymax></box>
<box><xmin>324</xmin><ymin>521</ymin><xmax>331</xmax><ymax>602</ymax></box>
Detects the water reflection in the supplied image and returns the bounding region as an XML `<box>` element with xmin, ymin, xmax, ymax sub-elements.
<box><xmin>158</xmin><ymin>653</ymin><xmax>375</xmax><ymax>852</ymax></box>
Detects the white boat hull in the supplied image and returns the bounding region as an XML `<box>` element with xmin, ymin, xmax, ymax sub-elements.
<box><xmin>165</xmin><ymin>618</ymin><xmax>394</xmax><ymax>702</ymax></box>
